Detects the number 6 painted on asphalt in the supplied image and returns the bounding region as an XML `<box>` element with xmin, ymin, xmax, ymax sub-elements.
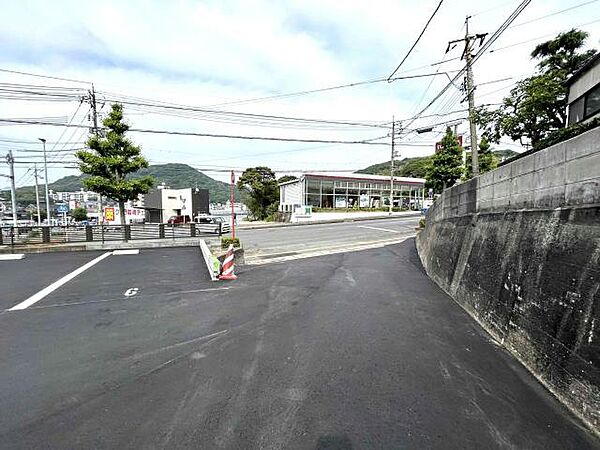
<box><xmin>124</xmin><ymin>287</ymin><xmax>139</xmax><ymax>297</ymax></box>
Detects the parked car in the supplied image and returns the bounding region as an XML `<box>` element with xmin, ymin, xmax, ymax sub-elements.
<box><xmin>167</xmin><ymin>215</ymin><xmax>192</xmax><ymax>224</ymax></box>
<box><xmin>195</xmin><ymin>215</ymin><xmax>231</xmax><ymax>234</ymax></box>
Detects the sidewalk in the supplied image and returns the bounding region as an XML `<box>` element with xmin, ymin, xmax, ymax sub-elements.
<box><xmin>237</xmin><ymin>210</ymin><xmax>422</xmax><ymax>230</ymax></box>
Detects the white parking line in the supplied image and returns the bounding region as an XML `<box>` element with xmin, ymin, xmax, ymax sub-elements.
<box><xmin>7</xmin><ymin>252</ymin><xmax>112</xmax><ymax>311</ymax></box>
<box><xmin>113</xmin><ymin>249</ymin><xmax>140</xmax><ymax>255</ymax></box>
<box><xmin>357</xmin><ymin>225</ymin><xmax>399</xmax><ymax>233</ymax></box>
<box><xmin>0</xmin><ymin>254</ymin><xmax>25</xmax><ymax>261</ymax></box>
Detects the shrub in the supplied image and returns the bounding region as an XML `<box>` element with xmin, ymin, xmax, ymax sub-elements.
<box><xmin>419</xmin><ymin>218</ymin><xmax>426</xmax><ymax>228</ymax></box>
<box><xmin>221</xmin><ymin>237</ymin><xmax>241</xmax><ymax>249</ymax></box>
<box><xmin>533</xmin><ymin>117</ymin><xmax>600</xmax><ymax>152</ymax></box>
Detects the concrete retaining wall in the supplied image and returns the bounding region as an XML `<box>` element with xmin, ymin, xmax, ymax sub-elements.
<box><xmin>416</xmin><ymin>126</ymin><xmax>600</xmax><ymax>433</ymax></box>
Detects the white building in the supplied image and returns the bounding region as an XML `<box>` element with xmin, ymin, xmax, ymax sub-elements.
<box><xmin>279</xmin><ymin>172</ymin><xmax>427</xmax><ymax>213</ymax></box>
<box><xmin>567</xmin><ymin>53</ymin><xmax>600</xmax><ymax>125</ymax></box>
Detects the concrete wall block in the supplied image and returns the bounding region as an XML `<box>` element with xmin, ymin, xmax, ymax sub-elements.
<box><xmin>566</xmin><ymin>152</ymin><xmax>600</xmax><ymax>184</ymax></box>
<box><xmin>493</xmin><ymin>180</ymin><xmax>512</xmax><ymax>199</ymax></box>
<box><xmin>477</xmin><ymin>199</ymin><xmax>494</xmax><ymax>212</ymax></box>
<box><xmin>565</xmin><ymin>127</ymin><xmax>600</xmax><ymax>161</ymax></box>
<box><xmin>479</xmin><ymin>171</ymin><xmax>494</xmax><ymax>187</ymax></box>
<box><xmin>493</xmin><ymin>164</ymin><xmax>512</xmax><ymax>183</ymax></box>
<box><xmin>510</xmin><ymin>154</ymin><xmax>535</xmax><ymax>177</ymax></box>
<box><xmin>533</xmin><ymin>164</ymin><xmax>566</xmax><ymax>189</ymax></box>
<box><xmin>512</xmin><ymin>173</ymin><xmax>535</xmax><ymax>195</ymax></box>
<box><xmin>565</xmin><ymin>180</ymin><xmax>600</xmax><ymax>205</ymax></box>
<box><xmin>534</xmin><ymin>142</ymin><xmax>566</xmax><ymax>170</ymax></box>
<box><xmin>491</xmin><ymin>196</ymin><xmax>510</xmax><ymax>210</ymax></box>
<box><xmin>479</xmin><ymin>185</ymin><xmax>494</xmax><ymax>200</ymax></box>
<box><xmin>533</xmin><ymin>185</ymin><xmax>566</xmax><ymax>209</ymax></box>
<box><xmin>510</xmin><ymin>191</ymin><xmax>533</xmax><ymax>209</ymax></box>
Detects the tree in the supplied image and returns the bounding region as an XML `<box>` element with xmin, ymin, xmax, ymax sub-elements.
<box><xmin>237</xmin><ymin>167</ymin><xmax>279</xmax><ymax>220</ymax></box>
<box><xmin>475</xmin><ymin>29</ymin><xmax>597</xmax><ymax>147</ymax></box>
<box><xmin>426</xmin><ymin>127</ymin><xmax>463</xmax><ymax>193</ymax></box>
<box><xmin>278</xmin><ymin>175</ymin><xmax>297</xmax><ymax>184</ymax></box>
<box><xmin>76</xmin><ymin>104</ymin><xmax>153</xmax><ymax>225</ymax></box>
<box><xmin>464</xmin><ymin>138</ymin><xmax>497</xmax><ymax>179</ymax></box>
<box><xmin>70</xmin><ymin>207</ymin><xmax>88</xmax><ymax>222</ymax></box>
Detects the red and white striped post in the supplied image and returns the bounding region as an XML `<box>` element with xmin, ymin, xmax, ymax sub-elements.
<box><xmin>230</xmin><ymin>170</ymin><xmax>236</xmax><ymax>240</ymax></box>
<box><xmin>219</xmin><ymin>244</ymin><xmax>237</xmax><ymax>280</ymax></box>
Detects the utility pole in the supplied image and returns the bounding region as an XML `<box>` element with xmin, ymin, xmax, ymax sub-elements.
<box><xmin>38</xmin><ymin>138</ymin><xmax>51</xmax><ymax>224</ymax></box>
<box><xmin>6</xmin><ymin>151</ymin><xmax>18</xmax><ymax>227</ymax></box>
<box><xmin>90</xmin><ymin>84</ymin><xmax>99</xmax><ymax>133</ymax></box>
<box><xmin>389</xmin><ymin>117</ymin><xmax>396</xmax><ymax>216</ymax></box>
<box><xmin>446</xmin><ymin>16</ymin><xmax>487</xmax><ymax>178</ymax></box>
<box><xmin>33</xmin><ymin>163</ymin><xmax>41</xmax><ymax>225</ymax></box>
<box><xmin>89</xmin><ymin>84</ymin><xmax>103</xmax><ymax>224</ymax></box>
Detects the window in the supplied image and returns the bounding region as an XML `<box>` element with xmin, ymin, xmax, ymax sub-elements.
<box><xmin>569</xmin><ymin>83</ymin><xmax>600</xmax><ymax>125</ymax></box>
<box><xmin>568</xmin><ymin>97</ymin><xmax>585</xmax><ymax>125</ymax></box>
<box><xmin>307</xmin><ymin>179</ymin><xmax>321</xmax><ymax>194</ymax></box>
<box><xmin>584</xmin><ymin>84</ymin><xmax>600</xmax><ymax>119</ymax></box>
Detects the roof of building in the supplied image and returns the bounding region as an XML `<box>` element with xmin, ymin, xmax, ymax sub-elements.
<box><xmin>278</xmin><ymin>171</ymin><xmax>426</xmax><ymax>186</ymax></box>
<box><xmin>566</xmin><ymin>52</ymin><xmax>600</xmax><ymax>86</ymax></box>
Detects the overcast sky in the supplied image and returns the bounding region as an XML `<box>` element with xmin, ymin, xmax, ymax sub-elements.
<box><xmin>1</xmin><ymin>0</ymin><xmax>598</xmax><ymax>188</ymax></box>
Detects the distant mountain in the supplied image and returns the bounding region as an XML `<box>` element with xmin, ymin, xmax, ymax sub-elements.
<box><xmin>357</xmin><ymin>157</ymin><xmax>431</xmax><ymax>178</ymax></box>
<box><xmin>3</xmin><ymin>163</ymin><xmax>238</xmax><ymax>206</ymax></box>
<box><xmin>357</xmin><ymin>149</ymin><xmax>520</xmax><ymax>177</ymax></box>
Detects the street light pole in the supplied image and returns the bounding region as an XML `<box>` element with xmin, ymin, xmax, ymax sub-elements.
<box><xmin>38</xmin><ymin>138</ymin><xmax>51</xmax><ymax>225</ymax></box>
<box><xmin>34</xmin><ymin>163</ymin><xmax>41</xmax><ymax>225</ymax></box>
<box><xmin>6</xmin><ymin>150</ymin><xmax>18</xmax><ymax>227</ymax></box>
<box><xmin>389</xmin><ymin>117</ymin><xmax>396</xmax><ymax>216</ymax></box>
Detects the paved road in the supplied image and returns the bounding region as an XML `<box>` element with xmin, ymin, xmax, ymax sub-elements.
<box><xmin>0</xmin><ymin>243</ymin><xmax>597</xmax><ymax>449</ymax></box>
<box><xmin>238</xmin><ymin>215</ymin><xmax>419</xmax><ymax>257</ymax></box>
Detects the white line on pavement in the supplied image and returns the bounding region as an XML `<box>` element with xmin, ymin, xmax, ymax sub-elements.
<box><xmin>0</xmin><ymin>254</ymin><xmax>24</xmax><ymax>260</ymax></box>
<box><xmin>113</xmin><ymin>249</ymin><xmax>140</xmax><ymax>255</ymax></box>
<box><xmin>246</xmin><ymin>236</ymin><xmax>413</xmax><ymax>265</ymax></box>
<box><xmin>7</xmin><ymin>252</ymin><xmax>112</xmax><ymax>311</ymax></box>
<box><xmin>357</xmin><ymin>225</ymin><xmax>399</xmax><ymax>233</ymax></box>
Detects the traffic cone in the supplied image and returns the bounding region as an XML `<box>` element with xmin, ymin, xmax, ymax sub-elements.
<box><xmin>219</xmin><ymin>244</ymin><xmax>237</xmax><ymax>280</ymax></box>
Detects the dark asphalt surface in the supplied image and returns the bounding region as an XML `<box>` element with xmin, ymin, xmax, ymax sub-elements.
<box><xmin>0</xmin><ymin>242</ymin><xmax>597</xmax><ymax>449</ymax></box>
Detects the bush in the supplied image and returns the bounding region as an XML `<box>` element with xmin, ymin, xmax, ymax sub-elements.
<box><xmin>533</xmin><ymin>117</ymin><xmax>600</xmax><ymax>152</ymax></box>
<box><xmin>264</xmin><ymin>202</ymin><xmax>280</xmax><ymax>222</ymax></box>
<box><xmin>419</xmin><ymin>218</ymin><xmax>426</xmax><ymax>228</ymax></box>
<box><xmin>221</xmin><ymin>237</ymin><xmax>241</xmax><ymax>249</ymax></box>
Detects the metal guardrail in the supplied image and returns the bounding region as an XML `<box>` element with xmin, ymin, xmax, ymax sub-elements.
<box><xmin>0</xmin><ymin>223</ymin><xmax>224</xmax><ymax>247</ymax></box>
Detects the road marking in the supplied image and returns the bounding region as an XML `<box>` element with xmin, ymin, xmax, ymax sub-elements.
<box><xmin>0</xmin><ymin>254</ymin><xmax>24</xmax><ymax>260</ymax></box>
<box><xmin>124</xmin><ymin>287</ymin><xmax>139</xmax><ymax>297</ymax></box>
<box><xmin>7</xmin><ymin>252</ymin><xmax>112</xmax><ymax>311</ymax></box>
<box><xmin>112</xmin><ymin>249</ymin><xmax>139</xmax><ymax>255</ymax></box>
<box><xmin>357</xmin><ymin>225</ymin><xmax>399</xmax><ymax>233</ymax></box>
<box><xmin>246</xmin><ymin>236</ymin><xmax>413</xmax><ymax>265</ymax></box>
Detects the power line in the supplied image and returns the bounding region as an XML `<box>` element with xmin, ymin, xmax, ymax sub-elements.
<box><xmin>0</xmin><ymin>118</ymin><xmax>390</xmax><ymax>146</ymax></box>
<box><xmin>387</xmin><ymin>0</ymin><xmax>445</xmax><ymax>81</ymax></box>
<box><xmin>0</xmin><ymin>67</ymin><xmax>91</xmax><ymax>85</ymax></box>
<box><xmin>489</xmin><ymin>18</ymin><xmax>600</xmax><ymax>54</ymax></box>
<box><xmin>403</xmin><ymin>0</ymin><xmax>533</xmax><ymax>130</ymax></box>
<box><xmin>509</xmin><ymin>0</ymin><xmax>600</xmax><ymax>28</ymax></box>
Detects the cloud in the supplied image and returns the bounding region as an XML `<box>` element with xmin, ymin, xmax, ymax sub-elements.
<box><xmin>1</xmin><ymin>0</ymin><xmax>598</xmax><ymax>187</ymax></box>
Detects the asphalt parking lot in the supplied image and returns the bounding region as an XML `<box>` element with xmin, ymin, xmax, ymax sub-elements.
<box><xmin>1</xmin><ymin>243</ymin><xmax>597</xmax><ymax>449</ymax></box>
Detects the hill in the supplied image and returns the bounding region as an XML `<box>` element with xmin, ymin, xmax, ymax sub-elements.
<box><xmin>2</xmin><ymin>163</ymin><xmax>237</xmax><ymax>207</ymax></box>
<box><xmin>357</xmin><ymin>149</ymin><xmax>520</xmax><ymax>177</ymax></box>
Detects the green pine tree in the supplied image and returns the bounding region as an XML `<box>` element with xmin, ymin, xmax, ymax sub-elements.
<box><xmin>76</xmin><ymin>104</ymin><xmax>154</xmax><ymax>225</ymax></box>
<box><xmin>426</xmin><ymin>127</ymin><xmax>463</xmax><ymax>193</ymax></box>
<box><xmin>464</xmin><ymin>137</ymin><xmax>498</xmax><ymax>179</ymax></box>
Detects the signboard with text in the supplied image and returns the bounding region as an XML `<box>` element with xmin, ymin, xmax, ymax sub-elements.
<box><xmin>435</xmin><ymin>135</ymin><xmax>463</xmax><ymax>153</ymax></box>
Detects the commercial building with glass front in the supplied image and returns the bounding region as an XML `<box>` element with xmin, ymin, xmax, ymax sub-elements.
<box><xmin>279</xmin><ymin>172</ymin><xmax>426</xmax><ymax>212</ymax></box>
